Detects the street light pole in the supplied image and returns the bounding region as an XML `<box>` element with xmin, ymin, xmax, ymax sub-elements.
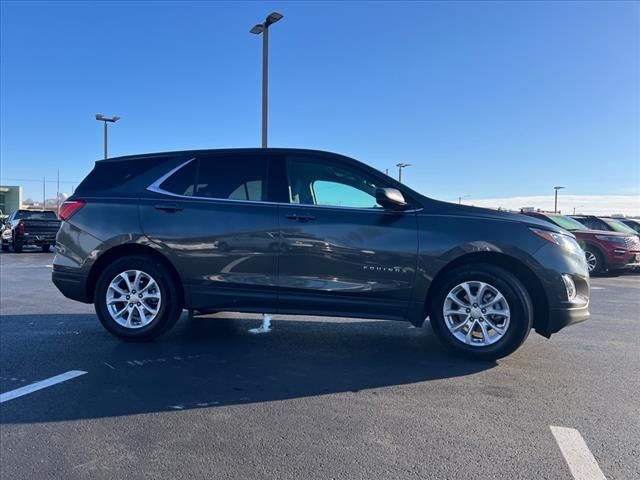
<box><xmin>261</xmin><ymin>26</ymin><xmax>269</xmax><ymax>148</ymax></box>
<box><xmin>553</xmin><ymin>186</ymin><xmax>565</xmax><ymax>213</ymax></box>
<box><xmin>250</xmin><ymin>12</ymin><xmax>283</xmax><ymax>148</ymax></box>
<box><xmin>95</xmin><ymin>114</ymin><xmax>121</xmax><ymax>159</ymax></box>
<box><xmin>396</xmin><ymin>163</ymin><xmax>411</xmax><ymax>183</ymax></box>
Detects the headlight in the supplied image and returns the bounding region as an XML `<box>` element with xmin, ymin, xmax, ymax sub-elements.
<box><xmin>530</xmin><ymin>228</ymin><xmax>582</xmax><ymax>255</ymax></box>
<box><xmin>594</xmin><ymin>235</ymin><xmax>626</xmax><ymax>244</ymax></box>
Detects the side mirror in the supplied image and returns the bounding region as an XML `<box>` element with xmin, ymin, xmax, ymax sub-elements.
<box><xmin>375</xmin><ymin>188</ymin><xmax>407</xmax><ymax>210</ymax></box>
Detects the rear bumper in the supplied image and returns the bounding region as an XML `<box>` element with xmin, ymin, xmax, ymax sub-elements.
<box><xmin>52</xmin><ymin>269</ymin><xmax>91</xmax><ymax>303</ymax></box>
<box><xmin>16</xmin><ymin>233</ymin><xmax>57</xmax><ymax>245</ymax></box>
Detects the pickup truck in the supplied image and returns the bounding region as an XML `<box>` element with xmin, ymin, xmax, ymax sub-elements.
<box><xmin>1</xmin><ymin>209</ymin><xmax>61</xmax><ymax>253</ymax></box>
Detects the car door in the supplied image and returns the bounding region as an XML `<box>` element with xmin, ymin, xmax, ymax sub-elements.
<box><xmin>277</xmin><ymin>153</ymin><xmax>419</xmax><ymax>320</ymax></box>
<box><xmin>139</xmin><ymin>151</ymin><xmax>279</xmax><ymax>312</ymax></box>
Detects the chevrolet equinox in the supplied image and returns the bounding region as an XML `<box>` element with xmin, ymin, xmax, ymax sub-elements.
<box><xmin>52</xmin><ymin>148</ymin><xmax>590</xmax><ymax>360</ymax></box>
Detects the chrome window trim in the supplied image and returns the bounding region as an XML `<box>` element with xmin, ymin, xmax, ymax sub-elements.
<box><xmin>146</xmin><ymin>158</ymin><xmax>422</xmax><ymax>213</ymax></box>
<box><xmin>146</xmin><ymin>157</ymin><xmax>197</xmax><ymax>196</ymax></box>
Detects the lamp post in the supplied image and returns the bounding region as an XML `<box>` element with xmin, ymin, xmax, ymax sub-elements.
<box><xmin>458</xmin><ymin>195</ymin><xmax>471</xmax><ymax>205</ymax></box>
<box><xmin>95</xmin><ymin>114</ymin><xmax>121</xmax><ymax>159</ymax></box>
<box><xmin>553</xmin><ymin>186</ymin><xmax>565</xmax><ymax>213</ymax></box>
<box><xmin>573</xmin><ymin>205</ymin><xmax>584</xmax><ymax>215</ymax></box>
<box><xmin>250</xmin><ymin>12</ymin><xmax>284</xmax><ymax>148</ymax></box>
<box><xmin>396</xmin><ymin>163</ymin><xmax>411</xmax><ymax>183</ymax></box>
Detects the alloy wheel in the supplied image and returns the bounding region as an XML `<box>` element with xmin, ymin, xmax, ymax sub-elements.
<box><xmin>443</xmin><ymin>281</ymin><xmax>511</xmax><ymax>347</ymax></box>
<box><xmin>585</xmin><ymin>251</ymin><xmax>597</xmax><ymax>273</ymax></box>
<box><xmin>106</xmin><ymin>270</ymin><xmax>162</xmax><ymax>328</ymax></box>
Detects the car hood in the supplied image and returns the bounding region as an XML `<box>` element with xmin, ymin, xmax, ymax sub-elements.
<box><xmin>419</xmin><ymin>199</ymin><xmax>570</xmax><ymax>234</ymax></box>
<box><xmin>572</xmin><ymin>229</ymin><xmax>633</xmax><ymax>237</ymax></box>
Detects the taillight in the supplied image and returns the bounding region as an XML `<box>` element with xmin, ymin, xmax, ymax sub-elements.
<box><xmin>18</xmin><ymin>221</ymin><xmax>25</xmax><ymax>234</ymax></box>
<box><xmin>59</xmin><ymin>200</ymin><xmax>86</xmax><ymax>221</ymax></box>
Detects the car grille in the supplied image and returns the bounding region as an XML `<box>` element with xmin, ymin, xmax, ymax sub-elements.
<box><xmin>624</xmin><ymin>236</ymin><xmax>640</xmax><ymax>251</ymax></box>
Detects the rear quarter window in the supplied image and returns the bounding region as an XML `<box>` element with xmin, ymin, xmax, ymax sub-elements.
<box><xmin>74</xmin><ymin>156</ymin><xmax>171</xmax><ymax>195</ymax></box>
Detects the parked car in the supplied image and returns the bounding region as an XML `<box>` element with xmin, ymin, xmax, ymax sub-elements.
<box><xmin>2</xmin><ymin>209</ymin><xmax>61</xmax><ymax>253</ymax></box>
<box><xmin>521</xmin><ymin>212</ymin><xmax>640</xmax><ymax>275</ymax></box>
<box><xmin>52</xmin><ymin>148</ymin><xmax>590</xmax><ymax>360</ymax></box>
<box><xmin>619</xmin><ymin>218</ymin><xmax>640</xmax><ymax>234</ymax></box>
<box><xmin>570</xmin><ymin>215</ymin><xmax>640</xmax><ymax>238</ymax></box>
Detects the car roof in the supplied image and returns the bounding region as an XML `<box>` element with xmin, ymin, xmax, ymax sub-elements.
<box><xmin>96</xmin><ymin>147</ymin><xmax>348</xmax><ymax>164</ymax></box>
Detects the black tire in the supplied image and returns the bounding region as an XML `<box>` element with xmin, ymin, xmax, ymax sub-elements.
<box><xmin>13</xmin><ymin>241</ymin><xmax>23</xmax><ymax>253</ymax></box>
<box><xmin>429</xmin><ymin>264</ymin><xmax>533</xmax><ymax>361</ymax></box>
<box><xmin>94</xmin><ymin>255</ymin><xmax>183</xmax><ymax>340</ymax></box>
<box><xmin>1</xmin><ymin>243</ymin><xmax>8</xmax><ymax>252</ymax></box>
<box><xmin>41</xmin><ymin>244</ymin><xmax>51</xmax><ymax>253</ymax></box>
<box><xmin>584</xmin><ymin>247</ymin><xmax>604</xmax><ymax>276</ymax></box>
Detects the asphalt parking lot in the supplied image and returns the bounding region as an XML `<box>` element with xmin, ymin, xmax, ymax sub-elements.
<box><xmin>1</xmin><ymin>249</ymin><xmax>639</xmax><ymax>480</ymax></box>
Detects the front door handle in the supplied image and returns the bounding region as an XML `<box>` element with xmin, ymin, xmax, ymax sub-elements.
<box><xmin>154</xmin><ymin>203</ymin><xmax>183</xmax><ymax>212</ymax></box>
<box><xmin>285</xmin><ymin>214</ymin><xmax>316</xmax><ymax>222</ymax></box>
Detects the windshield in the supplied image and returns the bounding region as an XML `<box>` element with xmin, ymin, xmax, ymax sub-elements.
<box><xmin>602</xmin><ymin>218</ymin><xmax>638</xmax><ymax>234</ymax></box>
<box><xmin>543</xmin><ymin>214</ymin><xmax>588</xmax><ymax>231</ymax></box>
<box><xmin>14</xmin><ymin>210</ymin><xmax>57</xmax><ymax>220</ymax></box>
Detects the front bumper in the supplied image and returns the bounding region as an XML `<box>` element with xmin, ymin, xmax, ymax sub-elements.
<box><xmin>607</xmin><ymin>251</ymin><xmax>640</xmax><ymax>270</ymax></box>
<box><xmin>545</xmin><ymin>303</ymin><xmax>590</xmax><ymax>336</ymax></box>
<box><xmin>531</xmin><ymin>241</ymin><xmax>591</xmax><ymax>338</ymax></box>
<box><xmin>52</xmin><ymin>269</ymin><xmax>91</xmax><ymax>303</ymax></box>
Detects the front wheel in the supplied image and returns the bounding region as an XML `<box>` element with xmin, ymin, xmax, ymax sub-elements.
<box><xmin>584</xmin><ymin>248</ymin><xmax>604</xmax><ymax>276</ymax></box>
<box><xmin>13</xmin><ymin>241</ymin><xmax>23</xmax><ymax>253</ymax></box>
<box><xmin>94</xmin><ymin>255</ymin><xmax>183</xmax><ymax>340</ymax></box>
<box><xmin>429</xmin><ymin>264</ymin><xmax>533</xmax><ymax>360</ymax></box>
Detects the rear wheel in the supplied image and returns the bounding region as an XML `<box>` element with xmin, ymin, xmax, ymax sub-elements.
<box><xmin>13</xmin><ymin>240</ymin><xmax>23</xmax><ymax>253</ymax></box>
<box><xmin>1</xmin><ymin>243</ymin><xmax>8</xmax><ymax>252</ymax></box>
<box><xmin>41</xmin><ymin>244</ymin><xmax>51</xmax><ymax>253</ymax></box>
<box><xmin>584</xmin><ymin>248</ymin><xmax>604</xmax><ymax>276</ymax></box>
<box><xmin>94</xmin><ymin>255</ymin><xmax>182</xmax><ymax>340</ymax></box>
<box><xmin>429</xmin><ymin>264</ymin><xmax>533</xmax><ymax>360</ymax></box>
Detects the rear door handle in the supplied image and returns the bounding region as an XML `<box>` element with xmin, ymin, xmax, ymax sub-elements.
<box><xmin>285</xmin><ymin>214</ymin><xmax>316</xmax><ymax>222</ymax></box>
<box><xmin>154</xmin><ymin>203</ymin><xmax>183</xmax><ymax>212</ymax></box>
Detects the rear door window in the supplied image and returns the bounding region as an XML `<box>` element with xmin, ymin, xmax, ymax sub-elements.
<box><xmin>194</xmin><ymin>155</ymin><xmax>268</xmax><ymax>201</ymax></box>
<box><xmin>159</xmin><ymin>160</ymin><xmax>198</xmax><ymax>196</ymax></box>
<box><xmin>14</xmin><ymin>211</ymin><xmax>57</xmax><ymax>220</ymax></box>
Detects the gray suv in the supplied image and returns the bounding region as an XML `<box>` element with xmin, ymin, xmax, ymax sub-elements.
<box><xmin>52</xmin><ymin>148</ymin><xmax>590</xmax><ymax>360</ymax></box>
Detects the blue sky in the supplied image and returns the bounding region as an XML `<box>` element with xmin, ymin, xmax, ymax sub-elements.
<box><xmin>1</xmin><ymin>1</ymin><xmax>638</xmax><ymax>202</ymax></box>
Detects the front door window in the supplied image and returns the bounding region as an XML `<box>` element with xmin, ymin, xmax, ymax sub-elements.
<box><xmin>287</xmin><ymin>157</ymin><xmax>385</xmax><ymax>209</ymax></box>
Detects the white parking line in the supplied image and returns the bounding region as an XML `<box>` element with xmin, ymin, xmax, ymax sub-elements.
<box><xmin>550</xmin><ymin>426</ymin><xmax>607</xmax><ymax>480</ymax></box>
<box><xmin>0</xmin><ymin>370</ymin><xmax>87</xmax><ymax>403</ymax></box>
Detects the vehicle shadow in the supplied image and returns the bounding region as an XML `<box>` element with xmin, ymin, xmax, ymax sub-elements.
<box><xmin>0</xmin><ymin>313</ymin><xmax>495</xmax><ymax>424</ymax></box>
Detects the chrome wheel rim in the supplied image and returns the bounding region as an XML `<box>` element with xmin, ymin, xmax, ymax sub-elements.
<box><xmin>585</xmin><ymin>251</ymin><xmax>597</xmax><ymax>272</ymax></box>
<box><xmin>106</xmin><ymin>270</ymin><xmax>161</xmax><ymax>329</ymax></box>
<box><xmin>443</xmin><ymin>281</ymin><xmax>510</xmax><ymax>347</ymax></box>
